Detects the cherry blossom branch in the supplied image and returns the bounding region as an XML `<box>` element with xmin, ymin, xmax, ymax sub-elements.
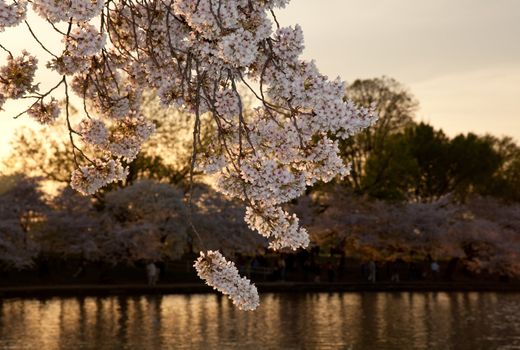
<box><xmin>0</xmin><ymin>0</ymin><xmax>378</xmax><ymax>309</ymax></box>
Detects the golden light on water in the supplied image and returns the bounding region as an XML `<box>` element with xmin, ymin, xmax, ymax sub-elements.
<box><xmin>1</xmin><ymin>293</ymin><xmax>519</xmax><ymax>349</ymax></box>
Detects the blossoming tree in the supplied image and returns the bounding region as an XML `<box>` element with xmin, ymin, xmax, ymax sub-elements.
<box><xmin>296</xmin><ymin>188</ymin><xmax>520</xmax><ymax>277</ymax></box>
<box><xmin>0</xmin><ymin>175</ymin><xmax>47</xmax><ymax>269</ymax></box>
<box><xmin>0</xmin><ymin>0</ymin><xmax>377</xmax><ymax>309</ymax></box>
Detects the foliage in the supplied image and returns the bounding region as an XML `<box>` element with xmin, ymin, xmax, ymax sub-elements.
<box><xmin>362</xmin><ymin>123</ymin><xmax>505</xmax><ymax>202</ymax></box>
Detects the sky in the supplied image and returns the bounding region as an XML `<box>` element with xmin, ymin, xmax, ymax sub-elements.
<box><xmin>1</xmin><ymin>0</ymin><xmax>519</xmax><ymax>159</ymax></box>
<box><xmin>276</xmin><ymin>0</ymin><xmax>520</xmax><ymax>140</ymax></box>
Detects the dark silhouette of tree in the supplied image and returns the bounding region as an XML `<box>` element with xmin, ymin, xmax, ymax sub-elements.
<box><xmin>363</xmin><ymin>123</ymin><xmax>503</xmax><ymax>202</ymax></box>
<box><xmin>446</xmin><ymin>133</ymin><xmax>502</xmax><ymax>201</ymax></box>
<box><xmin>339</xmin><ymin>77</ymin><xmax>418</xmax><ymax>191</ymax></box>
<box><xmin>480</xmin><ymin>136</ymin><xmax>520</xmax><ymax>202</ymax></box>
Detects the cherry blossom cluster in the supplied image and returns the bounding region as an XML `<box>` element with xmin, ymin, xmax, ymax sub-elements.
<box><xmin>2</xmin><ymin>0</ymin><xmax>378</xmax><ymax>307</ymax></box>
<box><xmin>79</xmin><ymin>114</ymin><xmax>155</xmax><ymax>161</ymax></box>
<box><xmin>194</xmin><ymin>250</ymin><xmax>259</xmax><ymax>311</ymax></box>
<box><xmin>31</xmin><ymin>0</ymin><xmax>103</xmax><ymax>22</ymax></box>
<box><xmin>47</xmin><ymin>54</ymin><xmax>89</xmax><ymax>76</ymax></box>
<box><xmin>215</xmin><ymin>89</ymin><xmax>241</xmax><ymax>118</ymax></box>
<box><xmin>0</xmin><ymin>0</ymin><xmax>27</xmax><ymax>31</ymax></box>
<box><xmin>70</xmin><ymin>158</ymin><xmax>128</xmax><ymax>195</ymax></box>
<box><xmin>64</xmin><ymin>22</ymin><xmax>106</xmax><ymax>58</ymax></box>
<box><xmin>0</xmin><ymin>50</ymin><xmax>38</xmax><ymax>99</ymax></box>
<box><xmin>79</xmin><ymin>118</ymin><xmax>109</xmax><ymax>147</ymax></box>
<box><xmin>71</xmin><ymin>68</ymin><xmax>141</xmax><ymax>119</ymax></box>
<box><xmin>245</xmin><ymin>206</ymin><xmax>309</xmax><ymax>250</ymax></box>
<box><xmin>106</xmin><ymin>115</ymin><xmax>156</xmax><ymax>161</ymax></box>
<box><xmin>27</xmin><ymin>98</ymin><xmax>60</xmax><ymax>125</ymax></box>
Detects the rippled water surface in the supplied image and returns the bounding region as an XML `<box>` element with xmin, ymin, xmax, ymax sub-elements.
<box><xmin>1</xmin><ymin>292</ymin><xmax>520</xmax><ymax>349</ymax></box>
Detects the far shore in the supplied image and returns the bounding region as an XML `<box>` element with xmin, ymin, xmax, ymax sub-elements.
<box><xmin>2</xmin><ymin>281</ymin><xmax>520</xmax><ymax>299</ymax></box>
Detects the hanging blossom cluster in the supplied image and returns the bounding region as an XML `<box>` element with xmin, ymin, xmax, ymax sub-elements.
<box><xmin>194</xmin><ymin>250</ymin><xmax>259</xmax><ymax>311</ymax></box>
<box><xmin>0</xmin><ymin>0</ymin><xmax>27</xmax><ymax>32</ymax></box>
<box><xmin>78</xmin><ymin>114</ymin><xmax>155</xmax><ymax>161</ymax></box>
<box><xmin>1</xmin><ymin>0</ymin><xmax>378</xmax><ymax>308</ymax></box>
<box><xmin>31</xmin><ymin>0</ymin><xmax>104</xmax><ymax>22</ymax></box>
<box><xmin>0</xmin><ymin>50</ymin><xmax>38</xmax><ymax>100</ymax></box>
<box><xmin>27</xmin><ymin>97</ymin><xmax>60</xmax><ymax>125</ymax></box>
<box><xmin>64</xmin><ymin>22</ymin><xmax>107</xmax><ymax>58</ymax></box>
<box><xmin>0</xmin><ymin>50</ymin><xmax>38</xmax><ymax>111</ymax></box>
<box><xmin>70</xmin><ymin>158</ymin><xmax>128</xmax><ymax>195</ymax></box>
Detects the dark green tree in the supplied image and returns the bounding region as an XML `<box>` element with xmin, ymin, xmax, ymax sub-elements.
<box><xmin>468</xmin><ymin>135</ymin><xmax>520</xmax><ymax>202</ymax></box>
<box><xmin>362</xmin><ymin>131</ymin><xmax>418</xmax><ymax>200</ymax></box>
<box><xmin>405</xmin><ymin>123</ymin><xmax>451</xmax><ymax>201</ymax></box>
<box><xmin>446</xmin><ymin>133</ymin><xmax>502</xmax><ymax>201</ymax></box>
<box><xmin>363</xmin><ymin>123</ymin><xmax>504</xmax><ymax>202</ymax></box>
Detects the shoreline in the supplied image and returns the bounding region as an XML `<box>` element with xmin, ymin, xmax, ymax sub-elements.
<box><xmin>2</xmin><ymin>281</ymin><xmax>520</xmax><ymax>299</ymax></box>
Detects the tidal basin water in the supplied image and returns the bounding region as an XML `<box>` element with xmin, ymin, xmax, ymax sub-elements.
<box><xmin>1</xmin><ymin>292</ymin><xmax>520</xmax><ymax>350</ymax></box>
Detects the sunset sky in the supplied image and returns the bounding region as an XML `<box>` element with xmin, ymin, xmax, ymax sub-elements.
<box><xmin>277</xmin><ymin>0</ymin><xmax>520</xmax><ymax>140</ymax></box>
<box><xmin>1</xmin><ymin>0</ymin><xmax>519</xmax><ymax>159</ymax></box>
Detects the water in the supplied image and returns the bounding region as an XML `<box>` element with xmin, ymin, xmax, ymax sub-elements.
<box><xmin>1</xmin><ymin>292</ymin><xmax>520</xmax><ymax>350</ymax></box>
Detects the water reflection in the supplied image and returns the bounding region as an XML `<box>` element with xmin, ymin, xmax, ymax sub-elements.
<box><xmin>1</xmin><ymin>292</ymin><xmax>520</xmax><ymax>349</ymax></box>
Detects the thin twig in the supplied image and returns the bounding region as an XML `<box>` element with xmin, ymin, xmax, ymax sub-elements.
<box><xmin>24</xmin><ymin>20</ymin><xmax>58</xmax><ymax>59</ymax></box>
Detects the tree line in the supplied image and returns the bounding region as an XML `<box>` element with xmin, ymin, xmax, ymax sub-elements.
<box><xmin>337</xmin><ymin>77</ymin><xmax>520</xmax><ymax>203</ymax></box>
<box><xmin>1</xmin><ymin>77</ymin><xmax>520</xmax><ymax>277</ymax></box>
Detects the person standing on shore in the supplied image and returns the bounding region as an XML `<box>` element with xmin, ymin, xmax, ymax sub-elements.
<box><xmin>431</xmin><ymin>260</ymin><xmax>440</xmax><ymax>280</ymax></box>
<box><xmin>146</xmin><ymin>262</ymin><xmax>159</xmax><ymax>286</ymax></box>
<box><xmin>368</xmin><ymin>260</ymin><xmax>376</xmax><ymax>283</ymax></box>
<box><xmin>390</xmin><ymin>260</ymin><xmax>400</xmax><ymax>283</ymax></box>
